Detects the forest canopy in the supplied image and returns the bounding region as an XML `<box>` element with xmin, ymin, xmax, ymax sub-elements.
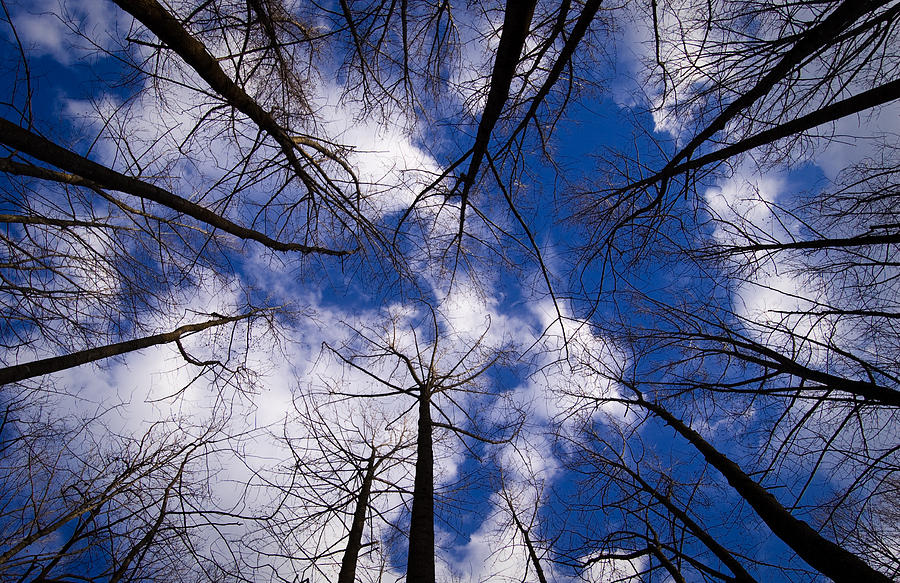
<box><xmin>0</xmin><ymin>0</ymin><xmax>898</xmax><ymax>582</ymax></box>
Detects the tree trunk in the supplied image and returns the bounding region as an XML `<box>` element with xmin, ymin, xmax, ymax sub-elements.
<box><xmin>0</xmin><ymin>314</ymin><xmax>248</xmax><ymax>386</ymax></box>
<box><xmin>338</xmin><ymin>450</ymin><xmax>377</xmax><ymax>583</ymax></box>
<box><xmin>608</xmin><ymin>456</ymin><xmax>758</xmax><ymax>583</ymax></box>
<box><xmin>0</xmin><ymin>120</ymin><xmax>346</xmax><ymax>255</ymax></box>
<box><xmin>641</xmin><ymin>399</ymin><xmax>892</xmax><ymax>583</ymax></box>
<box><xmin>505</xmin><ymin>497</ymin><xmax>548</xmax><ymax>583</ymax></box>
<box><xmin>457</xmin><ymin>0</ymin><xmax>538</xmax><ymax>231</ymax></box>
<box><xmin>406</xmin><ymin>389</ymin><xmax>435</xmax><ymax>583</ymax></box>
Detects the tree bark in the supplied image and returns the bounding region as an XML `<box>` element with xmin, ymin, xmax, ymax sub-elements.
<box><xmin>505</xmin><ymin>0</ymin><xmax>604</xmax><ymax>148</ymax></box>
<box><xmin>667</xmin><ymin>0</ymin><xmax>889</xmax><ymax>168</ymax></box>
<box><xmin>504</xmin><ymin>495</ymin><xmax>548</xmax><ymax>583</ymax></box>
<box><xmin>617</xmin><ymin>459</ymin><xmax>759</xmax><ymax>583</ymax></box>
<box><xmin>109</xmin><ymin>0</ymin><xmax>317</xmax><ymax>190</ymax></box>
<box><xmin>0</xmin><ymin>120</ymin><xmax>348</xmax><ymax>256</ymax></box>
<box><xmin>458</xmin><ymin>0</ymin><xmax>538</xmax><ymax>232</ymax></box>
<box><xmin>608</xmin><ymin>0</ymin><xmax>892</xmax><ymax>231</ymax></box>
<box><xmin>0</xmin><ymin>314</ymin><xmax>248</xmax><ymax>386</ymax></box>
<box><xmin>705</xmin><ymin>334</ymin><xmax>900</xmax><ymax>408</ymax></box>
<box><xmin>639</xmin><ymin>399</ymin><xmax>893</xmax><ymax>583</ymax></box>
<box><xmin>714</xmin><ymin>224</ymin><xmax>900</xmax><ymax>254</ymax></box>
<box><xmin>632</xmin><ymin>77</ymin><xmax>900</xmax><ymax>195</ymax></box>
<box><xmin>406</xmin><ymin>389</ymin><xmax>435</xmax><ymax>583</ymax></box>
<box><xmin>338</xmin><ymin>449</ymin><xmax>377</xmax><ymax>583</ymax></box>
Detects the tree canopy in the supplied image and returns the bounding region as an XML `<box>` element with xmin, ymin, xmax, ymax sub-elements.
<box><xmin>1</xmin><ymin>0</ymin><xmax>898</xmax><ymax>581</ymax></box>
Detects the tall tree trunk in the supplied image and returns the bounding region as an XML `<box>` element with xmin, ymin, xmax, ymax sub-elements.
<box><xmin>406</xmin><ymin>389</ymin><xmax>434</xmax><ymax>582</ymax></box>
<box><xmin>619</xmin><ymin>460</ymin><xmax>759</xmax><ymax>583</ymax></box>
<box><xmin>640</xmin><ymin>399</ymin><xmax>892</xmax><ymax>583</ymax></box>
<box><xmin>0</xmin><ymin>121</ymin><xmax>346</xmax><ymax>255</ymax></box>
<box><xmin>457</xmin><ymin>0</ymin><xmax>538</xmax><ymax>233</ymax></box>
<box><xmin>109</xmin><ymin>0</ymin><xmax>320</xmax><ymax>192</ymax></box>
<box><xmin>504</xmin><ymin>495</ymin><xmax>548</xmax><ymax>583</ymax></box>
<box><xmin>0</xmin><ymin>314</ymin><xmax>249</xmax><ymax>386</ymax></box>
<box><xmin>338</xmin><ymin>449</ymin><xmax>377</xmax><ymax>583</ymax></box>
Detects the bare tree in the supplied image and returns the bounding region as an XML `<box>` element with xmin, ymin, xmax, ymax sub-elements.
<box><xmin>325</xmin><ymin>305</ymin><xmax>520</xmax><ymax>582</ymax></box>
<box><xmin>577</xmin><ymin>0</ymin><xmax>900</xmax><ymax>274</ymax></box>
<box><xmin>247</xmin><ymin>390</ymin><xmax>414</xmax><ymax>583</ymax></box>
<box><xmin>0</xmin><ymin>411</ymin><xmax>225</xmax><ymax>582</ymax></box>
<box><xmin>553</xmin><ymin>1</ymin><xmax>900</xmax><ymax>580</ymax></box>
<box><xmin>2</xmin><ymin>0</ymin><xmax>898</xmax><ymax>581</ymax></box>
<box><xmin>564</xmin><ymin>424</ymin><xmax>761</xmax><ymax>583</ymax></box>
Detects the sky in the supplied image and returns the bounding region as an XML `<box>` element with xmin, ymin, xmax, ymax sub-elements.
<box><xmin>1</xmin><ymin>1</ymin><xmax>898</xmax><ymax>582</ymax></box>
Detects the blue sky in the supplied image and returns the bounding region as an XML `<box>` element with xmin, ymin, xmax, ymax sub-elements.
<box><xmin>1</xmin><ymin>1</ymin><xmax>898</xmax><ymax>582</ymax></box>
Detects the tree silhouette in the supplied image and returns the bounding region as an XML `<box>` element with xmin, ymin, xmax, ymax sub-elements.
<box><xmin>0</xmin><ymin>0</ymin><xmax>897</xmax><ymax>581</ymax></box>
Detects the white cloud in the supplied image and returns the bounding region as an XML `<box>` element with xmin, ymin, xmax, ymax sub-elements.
<box><xmin>518</xmin><ymin>299</ymin><xmax>631</xmax><ymax>428</ymax></box>
<box><xmin>582</xmin><ymin>550</ymin><xmax>647</xmax><ymax>583</ymax></box>
<box><xmin>9</xmin><ymin>0</ymin><xmax>127</xmax><ymax>65</ymax></box>
<box><xmin>309</xmin><ymin>82</ymin><xmax>445</xmax><ymax>221</ymax></box>
<box><xmin>703</xmin><ymin>170</ymin><xmax>835</xmax><ymax>365</ymax></box>
<box><xmin>703</xmin><ymin>172</ymin><xmax>787</xmax><ymax>250</ymax></box>
<box><xmin>811</xmin><ymin>101</ymin><xmax>900</xmax><ymax>181</ymax></box>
